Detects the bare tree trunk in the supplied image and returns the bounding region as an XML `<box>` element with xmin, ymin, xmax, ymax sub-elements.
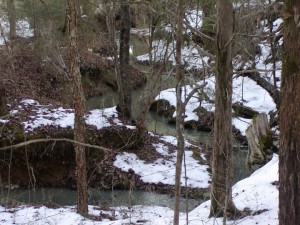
<box><xmin>173</xmin><ymin>0</ymin><xmax>184</xmax><ymax>224</ymax></box>
<box><xmin>279</xmin><ymin>1</ymin><xmax>300</xmax><ymax>224</ymax></box>
<box><xmin>62</xmin><ymin>4</ymin><xmax>69</xmax><ymax>34</ymax></box>
<box><xmin>118</xmin><ymin>0</ymin><xmax>132</xmax><ymax>120</ymax></box>
<box><xmin>67</xmin><ymin>0</ymin><xmax>88</xmax><ymax>216</ymax></box>
<box><xmin>0</xmin><ymin>81</ymin><xmax>8</xmax><ymax>117</ymax></box>
<box><xmin>7</xmin><ymin>0</ymin><xmax>17</xmax><ymax>40</ymax></box>
<box><xmin>209</xmin><ymin>0</ymin><xmax>237</xmax><ymax>218</ymax></box>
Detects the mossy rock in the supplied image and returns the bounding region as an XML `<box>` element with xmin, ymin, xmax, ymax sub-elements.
<box><xmin>149</xmin><ymin>99</ymin><xmax>175</xmax><ymax>119</ymax></box>
<box><xmin>194</xmin><ymin>106</ymin><xmax>214</xmax><ymax>132</ymax></box>
<box><xmin>184</xmin><ymin>120</ymin><xmax>198</xmax><ymax>130</ymax></box>
<box><xmin>192</xmin><ymin>149</ymin><xmax>207</xmax><ymax>165</ymax></box>
<box><xmin>233</xmin><ymin>103</ymin><xmax>259</xmax><ymax>119</ymax></box>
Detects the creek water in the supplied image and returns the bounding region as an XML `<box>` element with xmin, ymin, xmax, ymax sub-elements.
<box><xmin>1</xmin><ymin>188</ymin><xmax>202</xmax><ymax>212</ymax></box>
<box><xmin>1</xmin><ymin>34</ymin><xmax>249</xmax><ymax>212</ymax></box>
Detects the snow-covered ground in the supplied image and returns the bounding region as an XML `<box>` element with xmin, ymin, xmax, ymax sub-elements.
<box><xmin>0</xmin><ymin>16</ymin><xmax>33</xmax><ymax>45</ymax></box>
<box><xmin>0</xmin><ymin>154</ymin><xmax>279</xmax><ymax>225</ymax></box>
<box><xmin>2</xmin><ymin>99</ymin><xmax>211</xmax><ymax>189</ymax></box>
<box><xmin>0</xmin><ymin>92</ymin><xmax>279</xmax><ymax>224</ymax></box>
<box><xmin>0</xmin><ymin>3</ymin><xmax>282</xmax><ymax>224</ymax></box>
<box><xmin>114</xmin><ymin>134</ymin><xmax>210</xmax><ymax>188</ymax></box>
<box><xmin>0</xmin><ymin>97</ymin><xmax>279</xmax><ymax>225</ymax></box>
<box><xmin>155</xmin><ymin>74</ymin><xmax>276</xmax><ymax>135</ymax></box>
<box><xmin>11</xmin><ymin>99</ymin><xmax>135</xmax><ymax>133</ymax></box>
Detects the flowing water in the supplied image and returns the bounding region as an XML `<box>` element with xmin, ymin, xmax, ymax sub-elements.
<box><xmin>0</xmin><ymin>34</ymin><xmax>249</xmax><ymax>212</ymax></box>
<box><xmin>1</xmin><ymin>188</ymin><xmax>203</xmax><ymax>212</ymax></box>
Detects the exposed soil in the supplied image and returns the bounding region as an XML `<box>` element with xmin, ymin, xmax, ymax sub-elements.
<box><xmin>0</xmin><ymin>38</ymin><xmax>210</xmax><ymax>199</ymax></box>
<box><xmin>0</xmin><ymin>37</ymin><xmax>146</xmax><ymax>107</ymax></box>
<box><xmin>0</xmin><ymin>121</ymin><xmax>210</xmax><ymax>199</ymax></box>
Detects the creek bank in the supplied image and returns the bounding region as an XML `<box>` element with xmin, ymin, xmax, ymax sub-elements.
<box><xmin>149</xmin><ymin>99</ymin><xmax>248</xmax><ymax>144</ymax></box>
<box><xmin>0</xmin><ymin>38</ymin><xmax>147</xmax><ymax>106</ymax></box>
<box><xmin>0</xmin><ymin>105</ymin><xmax>211</xmax><ymax>200</ymax></box>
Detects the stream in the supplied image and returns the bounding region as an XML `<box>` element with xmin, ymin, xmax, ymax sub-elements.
<box><xmin>2</xmin><ymin>188</ymin><xmax>202</xmax><ymax>212</ymax></box>
<box><xmin>0</xmin><ymin>35</ymin><xmax>250</xmax><ymax>212</ymax></box>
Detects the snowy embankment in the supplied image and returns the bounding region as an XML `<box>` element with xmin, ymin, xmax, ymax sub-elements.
<box><xmin>114</xmin><ymin>134</ymin><xmax>210</xmax><ymax>188</ymax></box>
<box><xmin>0</xmin><ymin>154</ymin><xmax>279</xmax><ymax>225</ymax></box>
<box><xmin>155</xmin><ymin>75</ymin><xmax>276</xmax><ymax>135</ymax></box>
<box><xmin>1</xmin><ymin>98</ymin><xmax>279</xmax><ymax>225</ymax></box>
<box><xmin>137</xmin><ymin>12</ymin><xmax>281</xmax><ymax>136</ymax></box>
<box><xmin>1</xmin><ymin>99</ymin><xmax>211</xmax><ymax>189</ymax></box>
<box><xmin>6</xmin><ymin>99</ymin><xmax>134</xmax><ymax>132</ymax></box>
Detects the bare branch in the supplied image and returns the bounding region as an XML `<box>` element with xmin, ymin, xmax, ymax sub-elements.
<box><xmin>183</xmin><ymin>82</ymin><xmax>208</xmax><ymax>108</ymax></box>
<box><xmin>0</xmin><ymin>138</ymin><xmax>112</xmax><ymax>152</ymax></box>
<box><xmin>239</xmin><ymin>2</ymin><xmax>277</xmax><ymax>20</ymax></box>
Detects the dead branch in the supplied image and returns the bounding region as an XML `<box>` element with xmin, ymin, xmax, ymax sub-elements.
<box><xmin>183</xmin><ymin>82</ymin><xmax>208</xmax><ymax>108</ymax></box>
<box><xmin>0</xmin><ymin>138</ymin><xmax>112</xmax><ymax>152</ymax></box>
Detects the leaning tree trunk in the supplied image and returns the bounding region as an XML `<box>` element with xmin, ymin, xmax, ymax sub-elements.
<box><xmin>279</xmin><ymin>1</ymin><xmax>300</xmax><ymax>224</ymax></box>
<box><xmin>173</xmin><ymin>0</ymin><xmax>185</xmax><ymax>224</ymax></box>
<box><xmin>118</xmin><ymin>0</ymin><xmax>132</xmax><ymax>120</ymax></box>
<box><xmin>67</xmin><ymin>0</ymin><xmax>88</xmax><ymax>216</ymax></box>
<box><xmin>209</xmin><ymin>0</ymin><xmax>237</xmax><ymax>218</ymax></box>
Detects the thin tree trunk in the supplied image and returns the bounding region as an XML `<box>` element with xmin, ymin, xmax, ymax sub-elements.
<box><xmin>7</xmin><ymin>0</ymin><xmax>17</xmax><ymax>40</ymax></box>
<box><xmin>0</xmin><ymin>81</ymin><xmax>8</xmax><ymax>117</ymax></box>
<box><xmin>67</xmin><ymin>0</ymin><xmax>88</xmax><ymax>216</ymax></box>
<box><xmin>118</xmin><ymin>0</ymin><xmax>132</xmax><ymax>120</ymax></box>
<box><xmin>209</xmin><ymin>0</ymin><xmax>237</xmax><ymax>218</ymax></box>
<box><xmin>173</xmin><ymin>0</ymin><xmax>184</xmax><ymax>224</ymax></box>
<box><xmin>279</xmin><ymin>1</ymin><xmax>300</xmax><ymax>224</ymax></box>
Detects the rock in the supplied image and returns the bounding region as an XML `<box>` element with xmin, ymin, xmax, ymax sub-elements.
<box><xmin>232</xmin><ymin>102</ymin><xmax>259</xmax><ymax>119</ymax></box>
<box><xmin>193</xmin><ymin>106</ymin><xmax>214</xmax><ymax>131</ymax></box>
<box><xmin>149</xmin><ymin>99</ymin><xmax>175</xmax><ymax>119</ymax></box>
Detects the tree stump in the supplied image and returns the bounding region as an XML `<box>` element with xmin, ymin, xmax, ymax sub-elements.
<box><xmin>245</xmin><ymin>113</ymin><xmax>273</xmax><ymax>169</ymax></box>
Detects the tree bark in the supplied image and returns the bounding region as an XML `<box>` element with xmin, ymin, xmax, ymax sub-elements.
<box><xmin>245</xmin><ymin>113</ymin><xmax>273</xmax><ymax>169</ymax></box>
<box><xmin>0</xmin><ymin>81</ymin><xmax>8</xmax><ymax>117</ymax></box>
<box><xmin>279</xmin><ymin>1</ymin><xmax>300</xmax><ymax>224</ymax></box>
<box><xmin>67</xmin><ymin>0</ymin><xmax>88</xmax><ymax>216</ymax></box>
<box><xmin>173</xmin><ymin>1</ymin><xmax>185</xmax><ymax>224</ymax></box>
<box><xmin>7</xmin><ymin>0</ymin><xmax>17</xmax><ymax>40</ymax></box>
<box><xmin>118</xmin><ymin>0</ymin><xmax>132</xmax><ymax>120</ymax></box>
<box><xmin>209</xmin><ymin>0</ymin><xmax>237</xmax><ymax>218</ymax></box>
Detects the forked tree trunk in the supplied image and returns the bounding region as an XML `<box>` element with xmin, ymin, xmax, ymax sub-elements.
<box><xmin>209</xmin><ymin>0</ymin><xmax>237</xmax><ymax>218</ymax></box>
<box><xmin>67</xmin><ymin>0</ymin><xmax>88</xmax><ymax>216</ymax></box>
<box><xmin>173</xmin><ymin>0</ymin><xmax>184</xmax><ymax>224</ymax></box>
<box><xmin>279</xmin><ymin>1</ymin><xmax>300</xmax><ymax>224</ymax></box>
